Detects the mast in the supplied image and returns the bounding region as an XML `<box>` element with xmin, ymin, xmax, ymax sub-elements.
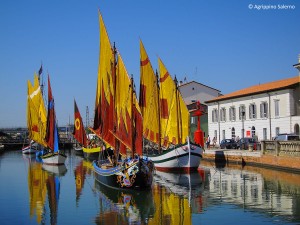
<box><xmin>130</xmin><ymin>75</ymin><xmax>135</xmax><ymax>157</ymax></box>
<box><xmin>156</xmin><ymin>70</ymin><xmax>162</xmax><ymax>153</ymax></box>
<box><xmin>174</xmin><ymin>75</ymin><xmax>182</xmax><ymax>143</ymax></box>
<box><xmin>112</xmin><ymin>42</ymin><xmax>119</xmax><ymax>162</ymax></box>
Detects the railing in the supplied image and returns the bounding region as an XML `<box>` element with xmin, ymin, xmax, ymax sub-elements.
<box><xmin>261</xmin><ymin>141</ymin><xmax>300</xmax><ymax>156</ymax></box>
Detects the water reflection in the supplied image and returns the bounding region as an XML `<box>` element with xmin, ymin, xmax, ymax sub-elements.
<box><xmin>149</xmin><ymin>171</ymin><xmax>204</xmax><ymax>225</ymax></box>
<box><xmin>2</xmin><ymin>150</ymin><xmax>300</xmax><ymax>225</ymax></box>
<box><xmin>27</xmin><ymin>159</ymin><xmax>67</xmax><ymax>225</ymax></box>
<box><xmin>94</xmin><ymin>181</ymin><xmax>155</xmax><ymax>224</ymax></box>
<box><xmin>200</xmin><ymin>161</ymin><xmax>300</xmax><ymax>224</ymax></box>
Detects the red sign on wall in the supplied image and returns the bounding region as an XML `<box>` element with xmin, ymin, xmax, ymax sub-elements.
<box><xmin>246</xmin><ymin>130</ymin><xmax>251</xmax><ymax>137</ymax></box>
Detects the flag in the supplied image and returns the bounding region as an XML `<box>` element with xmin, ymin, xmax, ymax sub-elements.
<box><xmin>38</xmin><ymin>65</ymin><xmax>43</xmax><ymax>76</ymax></box>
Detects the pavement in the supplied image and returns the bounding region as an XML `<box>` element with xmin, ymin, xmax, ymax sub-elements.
<box><xmin>203</xmin><ymin>148</ymin><xmax>262</xmax><ymax>157</ymax></box>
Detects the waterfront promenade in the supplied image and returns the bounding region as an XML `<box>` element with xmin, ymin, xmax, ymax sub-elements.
<box><xmin>203</xmin><ymin>141</ymin><xmax>300</xmax><ymax>173</ymax></box>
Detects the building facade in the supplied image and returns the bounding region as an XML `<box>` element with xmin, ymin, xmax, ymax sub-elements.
<box><xmin>178</xmin><ymin>81</ymin><xmax>221</xmax><ymax>141</ymax></box>
<box><xmin>205</xmin><ymin>76</ymin><xmax>300</xmax><ymax>144</ymax></box>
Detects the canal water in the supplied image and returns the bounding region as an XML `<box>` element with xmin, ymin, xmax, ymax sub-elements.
<box><xmin>0</xmin><ymin>149</ymin><xmax>300</xmax><ymax>225</ymax></box>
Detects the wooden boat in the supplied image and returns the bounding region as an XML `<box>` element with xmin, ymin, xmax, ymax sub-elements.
<box><xmin>139</xmin><ymin>41</ymin><xmax>203</xmax><ymax>172</ymax></box>
<box><xmin>90</xmin><ymin>11</ymin><xmax>154</xmax><ymax>189</ymax></box>
<box><xmin>82</xmin><ymin>146</ymin><xmax>100</xmax><ymax>161</ymax></box>
<box><xmin>25</xmin><ymin>68</ymin><xmax>47</xmax><ymax>155</ymax></box>
<box><xmin>39</xmin><ymin>75</ymin><xmax>67</xmax><ymax>165</ymax></box>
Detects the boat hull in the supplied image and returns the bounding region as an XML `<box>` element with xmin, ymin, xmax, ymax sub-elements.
<box><xmin>74</xmin><ymin>147</ymin><xmax>84</xmax><ymax>156</ymax></box>
<box><xmin>22</xmin><ymin>142</ymin><xmax>41</xmax><ymax>154</ymax></box>
<box><xmin>93</xmin><ymin>157</ymin><xmax>154</xmax><ymax>190</ymax></box>
<box><xmin>83</xmin><ymin>147</ymin><xmax>100</xmax><ymax>161</ymax></box>
<box><xmin>146</xmin><ymin>141</ymin><xmax>203</xmax><ymax>173</ymax></box>
<box><xmin>41</xmin><ymin>152</ymin><xmax>67</xmax><ymax>165</ymax></box>
<box><xmin>22</xmin><ymin>146</ymin><xmax>38</xmax><ymax>154</ymax></box>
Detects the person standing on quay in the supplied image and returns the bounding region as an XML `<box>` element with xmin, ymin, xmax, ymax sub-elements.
<box><xmin>206</xmin><ymin>135</ymin><xmax>211</xmax><ymax>149</ymax></box>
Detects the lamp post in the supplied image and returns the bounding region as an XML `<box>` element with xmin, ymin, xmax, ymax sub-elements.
<box><xmin>241</xmin><ymin>110</ymin><xmax>245</xmax><ymax>138</ymax></box>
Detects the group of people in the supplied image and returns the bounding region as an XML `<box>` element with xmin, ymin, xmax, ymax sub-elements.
<box><xmin>205</xmin><ymin>135</ymin><xmax>217</xmax><ymax>149</ymax></box>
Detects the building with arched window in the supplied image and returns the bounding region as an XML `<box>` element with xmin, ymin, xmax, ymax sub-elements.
<box><xmin>205</xmin><ymin>65</ymin><xmax>300</xmax><ymax>144</ymax></box>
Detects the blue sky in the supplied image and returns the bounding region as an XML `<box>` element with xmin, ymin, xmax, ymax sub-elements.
<box><xmin>0</xmin><ymin>0</ymin><xmax>299</xmax><ymax>128</ymax></box>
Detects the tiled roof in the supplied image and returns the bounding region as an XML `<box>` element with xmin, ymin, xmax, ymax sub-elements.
<box><xmin>205</xmin><ymin>76</ymin><xmax>300</xmax><ymax>103</ymax></box>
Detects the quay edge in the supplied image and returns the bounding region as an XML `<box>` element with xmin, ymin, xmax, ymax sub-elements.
<box><xmin>202</xmin><ymin>149</ymin><xmax>300</xmax><ymax>173</ymax></box>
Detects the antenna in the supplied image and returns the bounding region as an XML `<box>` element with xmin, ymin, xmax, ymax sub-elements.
<box><xmin>86</xmin><ymin>106</ymin><xmax>89</xmax><ymax>128</ymax></box>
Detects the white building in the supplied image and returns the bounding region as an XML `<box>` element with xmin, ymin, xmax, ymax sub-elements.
<box><xmin>179</xmin><ymin>80</ymin><xmax>221</xmax><ymax>104</ymax></box>
<box><xmin>205</xmin><ymin>75</ymin><xmax>300</xmax><ymax>143</ymax></box>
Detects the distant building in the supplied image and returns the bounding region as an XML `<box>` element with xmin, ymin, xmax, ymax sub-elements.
<box><xmin>178</xmin><ymin>80</ymin><xmax>222</xmax><ymax>141</ymax></box>
<box><xmin>205</xmin><ymin>68</ymin><xmax>300</xmax><ymax>144</ymax></box>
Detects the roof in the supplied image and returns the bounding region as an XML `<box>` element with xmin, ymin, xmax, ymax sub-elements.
<box><xmin>179</xmin><ymin>80</ymin><xmax>221</xmax><ymax>92</ymax></box>
<box><xmin>205</xmin><ymin>76</ymin><xmax>300</xmax><ymax>103</ymax></box>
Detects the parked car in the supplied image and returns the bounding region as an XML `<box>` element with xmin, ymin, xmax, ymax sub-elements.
<box><xmin>274</xmin><ymin>133</ymin><xmax>300</xmax><ymax>141</ymax></box>
<box><xmin>220</xmin><ymin>139</ymin><xmax>237</xmax><ymax>149</ymax></box>
<box><xmin>237</xmin><ymin>138</ymin><xmax>257</xmax><ymax>150</ymax></box>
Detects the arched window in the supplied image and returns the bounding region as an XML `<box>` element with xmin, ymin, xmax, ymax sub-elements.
<box><xmin>251</xmin><ymin>126</ymin><xmax>256</xmax><ymax>138</ymax></box>
<box><xmin>231</xmin><ymin>127</ymin><xmax>235</xmax><ymax>139</ymax></box>
<box><xmin>294</xmin><ymin>124</ymin><xmax>300</xmax><ymax>135</ymax></box>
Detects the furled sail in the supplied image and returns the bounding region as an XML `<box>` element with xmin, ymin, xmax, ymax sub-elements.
<box><xmin>139</xmin><ymin>40</ymin><xmax>160</xmax><ymax>145</ymax></box>
<box><xmin>158</xmin><ymin>58</ymin><xmax>189</xmax><ymax>147</ymax></box>
<box><xmin>27</xmin><ymin>73</ymin><xmax>47</xmax><ymax>147</ymax></box>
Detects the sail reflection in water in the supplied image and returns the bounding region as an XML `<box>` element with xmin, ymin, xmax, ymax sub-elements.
<box><xmin>74</xmin><ymin>159</ymin><xmax>93</xmax><ymax>205</ymax></box>
<box><xmin>27</xmin><ymin>160</ymin><xmax>67</xmax><ymax>224</ymax></box>
<box><xmin>94</xmin><ymin>181</ymin><xmax>155</xmax><ymax>224</ymax></box>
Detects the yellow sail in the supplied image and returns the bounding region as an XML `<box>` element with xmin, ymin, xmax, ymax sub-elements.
<box><xmin>27</xmin><ymin>73</ymin><xmax>47</xmax><ymax>147</ymax></box>
<box><xmin>158</xmin><ymin>58</ymin><xmax>189</xmax><ymax>146</ymax></box>
<box><xmin>92</xmin><ymin>10</ymin><xmax>116</xmax><ymax>148</ymax></box>
<box><xmin>116</xmin><ymin>53</ymin><xmax>132</xmax><ymax>132</ymax></box>
<box><xmin>96</xmin><ymin>10</ymin><xmax>114</xmax><ymax>106</ymax></box>
<box><xmin>139</xmin><ymin>40</ymin><xmax>160</xmax><ymax>144</ymax></box>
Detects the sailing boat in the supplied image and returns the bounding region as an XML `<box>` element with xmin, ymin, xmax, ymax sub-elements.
<box><xmin>72</xmin><ymin>100</ymin><xmax>87</xmax><ymax>156</ymax></box>
<box><xmin>139</xmin><ymin>41</ymin><xmax>203</xmax><ymax>172</ymax></box>
<box><xmin>23</xmin><ymin>67</ymin><xmax>47</xmax><ymax>154</ymax></box>
<box><xmin>91</xmin><ymin>11</ymin><xmax>154</xmax><ymax>189</ymax></box>
<box><xmin>73</xmin><ymin>99</ymin><xmax>101</xmax><ymax>160</ymax></box>
<box><xmin>38</xmin><ymin>75</ymin><xmax>67</xmax><ymax>165</ymax></box>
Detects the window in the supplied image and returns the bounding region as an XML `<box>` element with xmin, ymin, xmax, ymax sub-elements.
<box><xmin>214</xmin><ymin>130</ymin><xmax>217</xmax><ymax>141</ymax></box>
<box><xmin>249</xmin><ymin>104</ymin><xmax>257</xmax><ymax>119</ymax></box>
<box><xmin>260</xmin><ymin>102</ymin><xmax>268</xmax><ymax>118</ymax></box>
<box><xmin>251</xmin><ymin>126</ymin><xmax>256</xmax><ymax>138</ymax></box>
<box><xmin>191</xmin><ymin>116</ymin><xmax>196</xmax><ymax>124</ymax></box>
<box><xmin>222</xmin><ymin>130</ymin><xmax>225</xmax><ymax>140</ymax></box>
<box><xmin>212</xmin><ymin>108</ymin><xmax>218</xmax><ymax>123</ymax></box>
<box><xmin>231</xmin><ymin>127</ymin><xmax>235</xmax><ymax>139</ymax></box>
<box><xmin>229</xmin><ymin>107</ymin><xmax>236</xmax><ymax>121</ymax></box>
<box><xmin>220</xmin><ymin>108</ymin><xmax>226</xmax><ymax>122</ymax></box>
<box><xmin>239</xmin><ymin>105</ymin><xmax>246</xmax><ymax>120</ymax></box>
<box><xmin>274</xmin><ymin>100</ymin><xmax>280</xmax><ymax>117</ymax></box>
<box><xmin>275</xmin><ymin>127</ymin><xmax>280</xmax><ymax>136</ymax></box>
<box><xmin>263</xmin><ymin>128</ymin><xmax>267</xmax><ymax>140</ymax></box>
